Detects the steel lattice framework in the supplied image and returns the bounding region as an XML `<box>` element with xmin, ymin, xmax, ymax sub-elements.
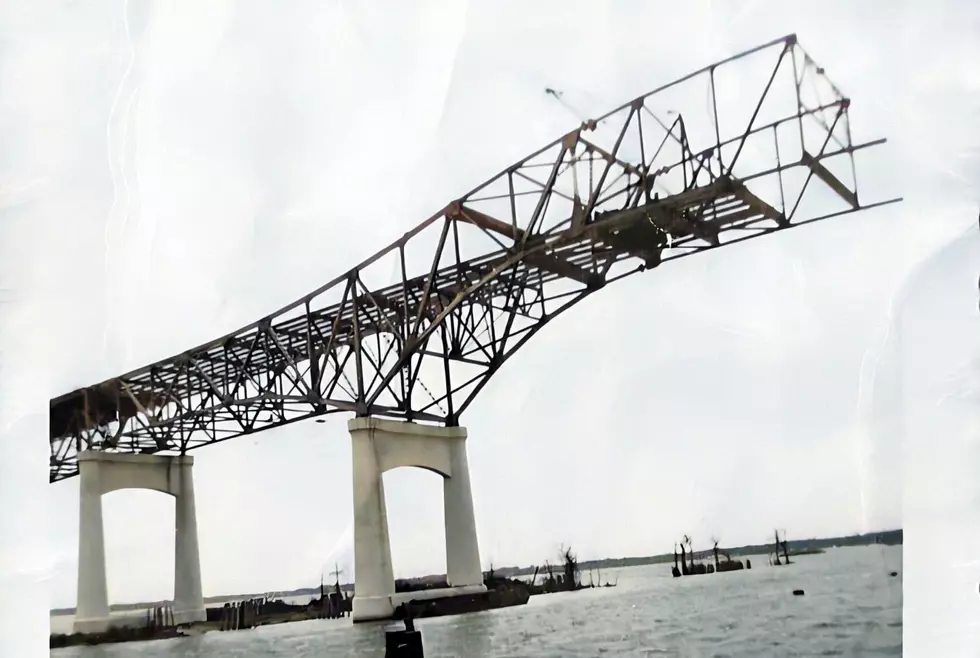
<box><xmin>50</xmin><ymin>34</ymin><xmax>900</xmax><ymax>482</ymax></box>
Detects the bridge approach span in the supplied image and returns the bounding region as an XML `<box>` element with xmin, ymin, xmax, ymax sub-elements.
<box><xmin>49</xmin><ymin>34</ymin><xmax>899</xmax><ymax>483</ymax></box>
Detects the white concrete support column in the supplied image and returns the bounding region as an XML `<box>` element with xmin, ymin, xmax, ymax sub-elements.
<box><xmin>74</xmin><ymin>458</ymin><xmax>110</xmax><ymax>634</ymax></box>
<box><xmin>172</xmin><ymin>461</ymin><xmax>205</xmax><ymax>625</ymax></box>
<box><xmin>443</xmin><ymin>436</ymin><xmax>483</xmax><ymax>588</ymax></box>
<box><xmin>349</xmin><ymin>420</ymin><xmax>395</xmax><ymax>622</ymax></box>
<box><xmin>348</xmin><ymin>417</ymin><xmax>486</xmax><ymax>622</ymax></box>
<box><xmin>72</xmin><ymin>451</ymin><xmax>206</xmax><ymax>634</ymax></box>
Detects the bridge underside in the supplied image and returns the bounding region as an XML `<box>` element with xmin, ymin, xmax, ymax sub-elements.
<box><xmin>49</xmin><ymin>33</ymin><xmax>898</xmax><ymax>482</ymax></box>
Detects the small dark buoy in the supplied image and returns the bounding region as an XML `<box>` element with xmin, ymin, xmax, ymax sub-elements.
<box><xmin>889</xmin><ymin>571</ymin><xmax>898</xmax><ymax>577</ymax></box>
<box><xmin>746</xmin><ymin>559</ymin><xmax>752</xmax><ymax>569</ymax></box>
<box><xmin>385</xmin><ymin>616</ymin><xmax>423</xmax><ymax>658</ymax></box>
<box><xmin>792</xmin><ymin>589</ymin><xmax>805</xmax><ymax>596</ymax></box>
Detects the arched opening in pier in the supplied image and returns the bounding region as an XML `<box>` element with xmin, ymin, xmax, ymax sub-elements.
<box><xmin>102</xmin><ymin>489</ymin><xmax>175</xmax><ymax>613</ymax></box>
<box><xmin>382</xmin><ymin>466</ymin><xmax>447</xmax><ymax>586</ymax></box>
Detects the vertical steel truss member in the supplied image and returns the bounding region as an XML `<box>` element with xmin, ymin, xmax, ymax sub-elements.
<box><xmin>49</xmin><ymin>34</ymin><xmax>900</xmax><ymax>482</ymax></box>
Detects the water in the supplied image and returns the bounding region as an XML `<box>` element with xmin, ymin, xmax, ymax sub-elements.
<box><xmin>51</xmin><ymin>545</ymin><xmax>902</xmax><ymax>657</ymax></box>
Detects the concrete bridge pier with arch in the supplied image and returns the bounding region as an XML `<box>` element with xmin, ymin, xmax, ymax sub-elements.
<box><xmin>349</xmin><ymin>417</ymin><xmax>486</xmax><ymax>622</ymax></box>
<box><xmin>73</xmin><ymin>451</ymin><xmax>206</xmax><ymax>633</ymax></box>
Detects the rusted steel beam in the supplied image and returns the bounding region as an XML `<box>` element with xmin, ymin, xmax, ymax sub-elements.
<box><xmin>801</xmin><ymin>150</ymin><xmax>859</xmax><ymax>209</ymax></box>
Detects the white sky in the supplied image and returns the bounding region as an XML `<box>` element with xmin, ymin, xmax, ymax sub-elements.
<box><xmin>0</xmin><ymin>0</ymin><xmax>978</xmax><ymax>652</ymax></box>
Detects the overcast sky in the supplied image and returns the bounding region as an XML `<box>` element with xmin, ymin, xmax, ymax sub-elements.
<box><xmin>0</xmin><ymin>0</ymin><xmax>977</xmax><ymax>634</ymax></box>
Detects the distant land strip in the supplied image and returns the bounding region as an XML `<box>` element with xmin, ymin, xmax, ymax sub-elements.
<box><xmin>50</xmin><ymin>529</ymin><xmax>901</xmax><ymax>615</ymax></box>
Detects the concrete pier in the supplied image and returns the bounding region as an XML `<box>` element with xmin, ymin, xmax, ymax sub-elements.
<box><xmin>349</xmin><ymin>418</ymin><xmax>486</xmax><ymax>622</ymax></box>
<box><xmin>73</xmin><ymin>451</ymin><xmax>206</xmax><ymax>634</ymax></box>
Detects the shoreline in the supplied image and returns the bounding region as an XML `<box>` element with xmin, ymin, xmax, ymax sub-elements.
<box><xmin>51</xmin><ymin>529</ymin><xmax>901</xmax><ymax>617</ymax></box>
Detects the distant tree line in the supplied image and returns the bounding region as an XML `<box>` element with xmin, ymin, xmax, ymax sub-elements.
<box><xmin>492</xmin><ymin>529</ymin><xmax>902</xmax><ymax>578</ymax></box>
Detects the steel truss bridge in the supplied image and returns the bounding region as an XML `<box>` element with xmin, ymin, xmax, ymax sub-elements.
<box><xmin>50</xmin><ymin>34</ymin><xmax>900</xmax><ymax>482</ymax></box>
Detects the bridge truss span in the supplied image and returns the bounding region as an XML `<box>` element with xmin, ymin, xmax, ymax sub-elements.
<box><xmin>49</xmin><ymin>33</ymin><xmax>900</xmax><ymax>482</ymax></box>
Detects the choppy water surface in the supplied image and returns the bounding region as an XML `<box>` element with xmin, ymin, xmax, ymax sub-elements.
<box><xmin>52</xmin><ymin>545</ymin><xmax>901</xmax><ymax>657</ymax></box>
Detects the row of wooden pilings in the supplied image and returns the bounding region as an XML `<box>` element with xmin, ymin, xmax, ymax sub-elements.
<box><xmin>145</xmin><ymin>605</ymin><xmax>174</xmax><ymax>629</ymax></box>
<box><xmin>144</xmin><ymin>604</ymin><xmax>174</xmax><ymax>630</ymax></box>
<box><xmin>218</xmin><ymin>598</ymin><xmax>263</xmax><ymax>631</ymax></box>
<box><xmin>136</xmin><ymin>591</ymin><xmax>353</xmax><ymax>635</ymax></box>
<box><xmin>212</xmin><ymin>592</ymin><xmax>351</xmax><ymax>631</ymax></box>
